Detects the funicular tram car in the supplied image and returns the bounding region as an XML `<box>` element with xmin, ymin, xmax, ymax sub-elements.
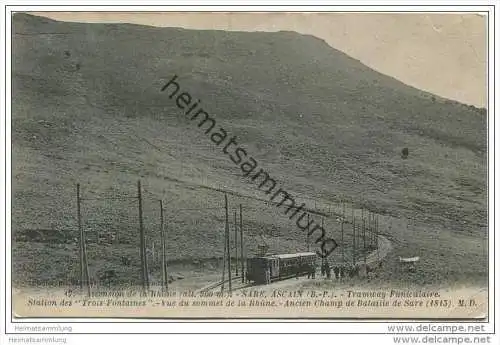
<box><xmin>245</xmin><ymin>252</ymin><xmax>317</xmax><ymax>284</ymax></box>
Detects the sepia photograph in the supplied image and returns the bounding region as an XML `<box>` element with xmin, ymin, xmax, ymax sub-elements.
<box><xmin>8</xmin><ymin>9</ymin><xmax>489</xmax><ymax>321</ymax></box>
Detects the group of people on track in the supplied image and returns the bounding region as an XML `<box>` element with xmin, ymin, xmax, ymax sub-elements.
<box><xmin>320</xmin><ymin>261</ymin><xmax>349</xmax><ymax>279</ymax></box>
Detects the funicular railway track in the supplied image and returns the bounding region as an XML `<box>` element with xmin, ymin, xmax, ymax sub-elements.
<box><xmin>197</xmin><ymin>276</ymin><xmax>255</xmax><ymax>294</ymax></box>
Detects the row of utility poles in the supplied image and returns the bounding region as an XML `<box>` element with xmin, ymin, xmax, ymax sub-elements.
<box><xmin>76</xmin><ymin>180</ymin><xmax>169</xmax><ymax>296</ymax></box>
<box><xmin>134</xmin><ymin>181</ymin><xmax>171</xmax><ymax>292</ymax></box>
<box><xmin>77</xmin><ymin>180</ymin><xmax>247</xmax><ymax>297</ymax></box>
<box><xmin>77</xmin><ymin>180</ymin><xmax>380</xmax><ymax>295</ymax></box>
<box><xmin>349</xmin><ymin>202</ymin><xmax>379</xmax><ymax>266</ymax></box>
<box><xmin>306</xmin><ymin>200</ymin><xmax>380</xmax><ymax>267</ymax></box>
<box><xmin>221</xmin><ymin>193</ymin><xmax>245</xmax><ymax>295</ymax></box>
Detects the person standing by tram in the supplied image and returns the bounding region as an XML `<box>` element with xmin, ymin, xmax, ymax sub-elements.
<box><xmin>325</xmin><ymin>260</ymin><xmax>331</xmax><ymax>279</ymax></box>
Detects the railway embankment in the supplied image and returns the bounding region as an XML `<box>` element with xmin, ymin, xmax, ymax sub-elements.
<box><xmin>356</xmin><ymin>234</ymin><xmax>393</xmax><ymax>268</ymax></box>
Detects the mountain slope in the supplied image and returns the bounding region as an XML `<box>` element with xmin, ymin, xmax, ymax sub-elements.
<box><xmin>11</xmin><ymin>13</ymin><xmax>487</xmax><ymax>287</ymax></box>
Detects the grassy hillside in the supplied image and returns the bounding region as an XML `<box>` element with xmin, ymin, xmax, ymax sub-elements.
<box><xmin>11</xmin><ymin>13</ymin><xmax>487</xmax><ymax>287</ymax></box>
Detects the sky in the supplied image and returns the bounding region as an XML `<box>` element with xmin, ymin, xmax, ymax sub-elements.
<box><xmin>32</xmin><ymin>12</ymin><xmax>487</xmax><ymax>108</ymax></box>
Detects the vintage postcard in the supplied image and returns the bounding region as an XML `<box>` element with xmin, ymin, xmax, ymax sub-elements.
<box><xmin>10</xmin><ymin>11</ymin><xmax>488</xmax><ymax>319</ymax></box>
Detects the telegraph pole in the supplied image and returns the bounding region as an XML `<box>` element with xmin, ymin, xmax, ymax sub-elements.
<box><xmin>77</xmin><ymin>184</ymin><xmax>84</xmax><ymax>291</ymax></box>
<box><xmin>341</xmin><ymin>199</ymin><xmax>345</xmax><ymax>264</ymax></box>
<box><xmin>367</xmin><ymin>211</ymin><xmax>371</xmax><ymax>247</ymax></box>
<box><xmin>240</xmin><ymin>204</ymin><xmax>244</xmax><ymax>283</ymax></box>
<box><xmin>363</xmin><ymin>213</ymin><xmax>367</xmax><ymax>264</ymax></box>
<box><xmin>321</xmin><ymin>217</ymin><xmax>325</xmax><ymax>268</ymax></box>
<box><xmin>225</xmin><ymin>194</ymin><xmax>232</xmax><ymax>294</ymax></box>
<box><xmin>234</xmin><ymin>210</ymin><xmax>238</xmax><ymax>276</ymax></box>
<box><xmin>137</xmin><ymin>180</ymin><xmax>149</xmax><ymax>291</ymax></box>
<box><xmin>76</xmin><ymin>184</ymin><xmax>90</xmax><ymax>296</ymax></box>
<box><xmin>376</xmin><ymin>214</ymin><xmax>380</xmax><ymax>262</ymax></box>
<box><xmin>160</xmin><ymin>200</ymin><xmax>168</xmax><ymax>291</ymax></box>
<box><xmin>306</xmin><ymin>214</ymin><xmax>310</xmax><ymax>251</ymax></box>
<box><xmin>222</xmin><ymin>195</ymin><xmax>227</xmax><ymax>292</ymax></box>
<box><xmin>352</xmin><ymin>205</ymin><xmax>356</xmax><ymax>266</ymax></box>
<box><xmin>372</xmin><ymin>211</ymin><xmax>376</xmax><ymax>247</ymax></box>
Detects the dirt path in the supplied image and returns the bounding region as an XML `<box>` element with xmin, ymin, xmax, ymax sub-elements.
<box><xmin>356</xmin><ymin>234</ymin><xmax>392</xmax><ymax>266</ymax></box>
